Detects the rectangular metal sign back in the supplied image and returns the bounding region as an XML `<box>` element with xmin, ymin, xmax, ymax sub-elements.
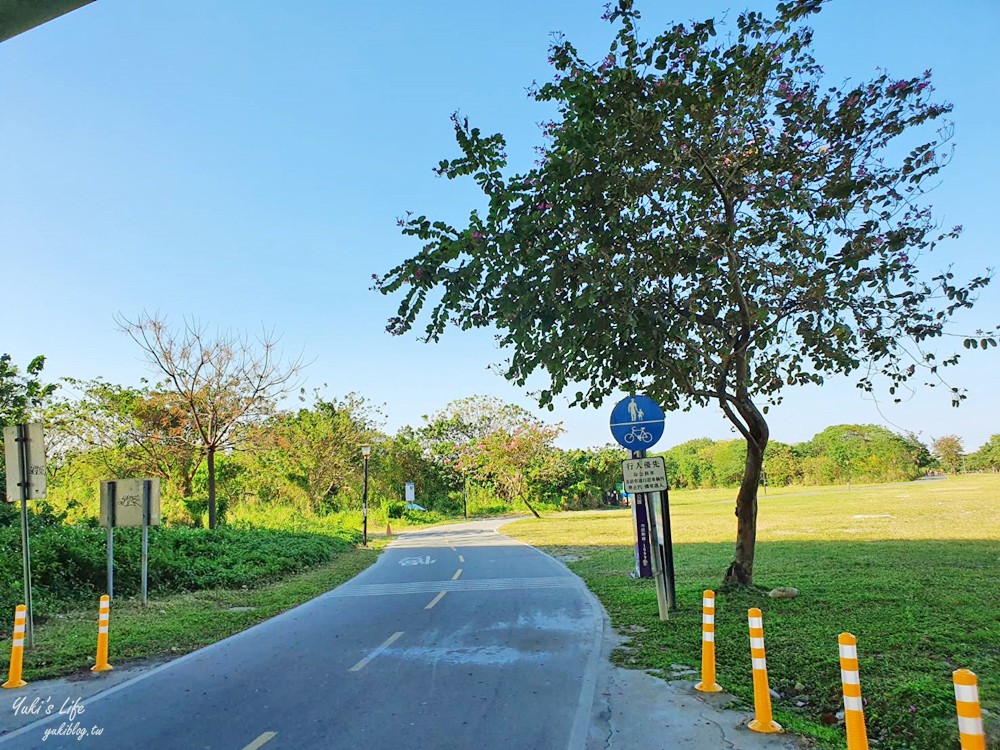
<box><xmin>622</xmin><ymin>457</ymin><xmax>668</xmax><ymax>494</ymax></box>
<box><xmin>3</xmin><ymin>423</ymin><xmax>46</xmax><ymax>501</ymax></box>
<box><xmin>100</xmin><ymin>479</ymin><xmax>161</xmax><ymax>527</ymax></box>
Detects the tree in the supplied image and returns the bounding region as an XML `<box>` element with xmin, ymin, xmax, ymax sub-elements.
<box><xmin>459</xmin><ymin>418</ymin><xmax>565</xmax><ymax>517</ymax></box>
<box><xmin>930</xmin><ymin>435</ymin><xmax>963</xmax><ymax>473</ymax></box>
<box><xmin>117</xmin><ymin>314</ymin><xmax>305</xmax><ymax>528</ymax></box>
<box><xmin>48</xmin><ymin>378</ymin><xmax>204</xmax><ymax>500</ymax></box>
<box><xmin>250</xmin><ymin>393</ymin><xmax>382</xmax><ymax>514</ymax></box>
<box><xmin>0</xmin><ymin>354</ymin><xmax>56</xmax><ymax>505</ymax></box>
<box><xmin>0</xmin><ymin>354</ymin><xmax>54</xmax><ymax>427</ymax></box>
<box><xmin>420</xmin><ymin>396</ymin><xmax>565</xmax><ymax>516</ymax></box>
<box><xmin>377</xmin><ymin>0</ymin><xmax>994</xmax><ymax>585</ymax></box>
<box><xmin>762</xmin><ymin>441</ymin><xmax>800</xmax><ymax>487</ymax></box>
<box><xmin>417</xmin><ymin>395</ymin><xmax>542</xmax><ymax>494</ymax></box>
<box><xmin>966</xmin><ymin>435</ymin><xmax>1000</xmax><ymax>473</ymax></box>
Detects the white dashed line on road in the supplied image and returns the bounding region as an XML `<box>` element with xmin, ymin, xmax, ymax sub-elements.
<box><xmin>349</xmin><ymin>631</ymin><xmax>404</xmax><ymax>672</ymax></box>
<box><xmin>424</xmin><ymin>592</ymin><xmax>447</xmax><ymax>610</ymax></box>
<box><xmin>242</xmin><ymin>731</ymin><xmax>277</xmax><ymax>750</ymax></box>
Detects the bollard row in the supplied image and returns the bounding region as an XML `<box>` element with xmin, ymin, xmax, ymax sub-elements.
<box><xmin>691</xmin><ymin>590</ymin><xmax>988</xmax><ymax>748</ymax></box>
<box><xmin>3</xmin><ymin>597</ymin><xmax>113</xmax><ymax>689</ymax></box>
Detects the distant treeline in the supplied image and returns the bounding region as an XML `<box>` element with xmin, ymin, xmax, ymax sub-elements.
<box><xmin>656</xmin><ymin>425</ymin><xmax>1000</xmax><ymax>489</ymax></box>
<box><xmin>4</xmin><ymin>351</ymin><xmax>999</xmax><ymax>526</ymax></box>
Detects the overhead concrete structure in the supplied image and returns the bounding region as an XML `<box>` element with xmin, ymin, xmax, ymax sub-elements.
<box><xmin>0</xmin><ymin>0</ymin><xmax>95</xmax><ymax>43</ymax></box>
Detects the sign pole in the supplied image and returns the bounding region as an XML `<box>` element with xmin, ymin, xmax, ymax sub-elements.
<box><xmin>659</xmin><ymin>489</ymin><xmax>677</xmax><ymax>611</ymax></box>
<box><xmin>645</xmin><ymin>491</ymin><xmax>670</xmax><ymax>621</ymax></box>
<box><xmin>630</xmin><ymin>450</ymin><xmax>654</xmax><ymax>578</ymax></box>
<box><xmin>635</xmin><ymin>448</ymin><xmax>669</xmax><ymax>621</ymax></box>
<box><xmin>107</xmin><ymin>481</ymin><xmax>116</xmax><ymax>601</ymax></box>
<box><xmin>142</xmin><ymin>480</ymin><xmax>150</xmax><ymax>606</ymax></box>
<box><xmin>16</xmin><ymin>425</ymin><xmax>34</xmax><ymax>648</ymax></box>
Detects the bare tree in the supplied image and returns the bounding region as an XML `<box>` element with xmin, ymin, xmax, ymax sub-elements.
<box><xmin>116</xmin><ymin>313</ymin><xmax>305</xmax><ymax>528</ymax></box>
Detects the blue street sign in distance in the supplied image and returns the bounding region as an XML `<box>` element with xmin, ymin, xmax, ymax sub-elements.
<box><xmin>610</xmin><ymin>395</ymin><xmax>665</xmax><ymax>450</ymax></box>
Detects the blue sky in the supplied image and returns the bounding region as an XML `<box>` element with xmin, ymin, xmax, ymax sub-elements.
<box><xmin>1</xmin><ymin>0</ymin><xmax>998</xmax><ymax>451</ymax></box>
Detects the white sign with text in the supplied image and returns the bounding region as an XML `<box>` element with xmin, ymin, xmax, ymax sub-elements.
<box><xmin>622</xmin><ymin>457</ymin><xmax>668</xmax><ymax>494</ymax></box>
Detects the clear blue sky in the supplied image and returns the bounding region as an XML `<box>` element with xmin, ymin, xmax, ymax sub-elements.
<box><xmin>1</xmin><ymin>0</ymin><xmax>998</xmax><ymax>451</ymax></box>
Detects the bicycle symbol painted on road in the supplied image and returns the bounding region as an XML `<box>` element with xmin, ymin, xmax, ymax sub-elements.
<box><xmin>398</xmin><ymin>556</ymin><xmax>436</xmax><ymax>566</ymax></box>
<box><xmin>623</xmin><ymin>426</ymin><xmax>654</xmax><ymax>445</ymax></box>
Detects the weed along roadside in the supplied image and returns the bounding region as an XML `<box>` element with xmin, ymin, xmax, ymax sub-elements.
<box><xmin>0</xmin><ymin>536</ymin><xmax>377</xmax><ymax>683</ymax></box>
<box><xmin>503</xmin><ymin>474</ymin><xmax>1000</xmax><ymax>750</ymax></box>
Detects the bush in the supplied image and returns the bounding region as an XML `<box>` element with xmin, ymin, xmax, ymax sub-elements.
<box><xmin>0</xmin><ymin>521</ymin><xmax>359</xmax><ymax>619</ymax></box>
<box><xmin>387</xmin><ymin>502</ymin><xmax>405</xmax><ymax>519</ymax></box>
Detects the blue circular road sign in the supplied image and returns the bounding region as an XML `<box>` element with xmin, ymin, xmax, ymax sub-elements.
<box><xmin>610</xmin><ymin>395</ymin><xmax>665</xmax><ymax>450</ymax></box>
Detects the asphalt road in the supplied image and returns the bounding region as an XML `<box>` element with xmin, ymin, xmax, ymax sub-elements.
<box><xmin>0</xmin><ymin>519</ymin><xmax>604</xmax><ymax>750</ymax></box>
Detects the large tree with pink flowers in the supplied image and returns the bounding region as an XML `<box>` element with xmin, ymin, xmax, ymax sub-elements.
<box><xmin>377</xmin><ymin>0</ymin><xmax>995</xmax><ymax>586</ymax></box>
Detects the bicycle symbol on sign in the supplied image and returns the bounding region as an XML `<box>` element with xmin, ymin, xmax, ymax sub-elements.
<box><xmin>623</xmin><ymin>426</ymin><xmax>653</xmax><ymax>445</ymax></box>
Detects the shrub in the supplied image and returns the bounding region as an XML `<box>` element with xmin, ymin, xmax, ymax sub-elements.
<box><xmin>0</xmin><ymin>522</ymin><xmax>359</xmax><ymax>619</ymax></box>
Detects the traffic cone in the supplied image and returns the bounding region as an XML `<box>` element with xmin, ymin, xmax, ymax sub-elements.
<box><xmin>2</xmin><ymin>605</ymin><xmax>27</xmax><ymax>689</ymax></box>
<box><xmin>694</xmin><ymin>590</ymin><xmax>723</xmax><ymax>693</ymax></box>
<box><xmin>91</xmin><ymin>595</ymin><xmax>113</xmax><ymax>673</ymax></box>
<box><xmin>386</xmin><ymin>521</ymin><xmax>393</xmax><ymax>537</ymax></box>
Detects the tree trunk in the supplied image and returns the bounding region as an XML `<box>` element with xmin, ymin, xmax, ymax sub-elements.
<box><xmin>521</xmin><ymin>495</ymin><xmax>541</xmax><ymax>519</ymax></box>
<box><xmin>207</xmin><ymin>446</ymin><xmax>216</xmax><ymax>529</ymax></box>
<box><xmin>723</xmin><ymin>391</ymin><xmax>769</xmax><ymax>587</ymax></box>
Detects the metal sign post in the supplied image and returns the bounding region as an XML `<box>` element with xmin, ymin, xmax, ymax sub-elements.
<box><xmin>101</xmin><ymin>479</ymin><xmax>160</xmax><ymax>603</ymax></box>
<box><xmin>142</xmin><ymin>480</ymin><xmax>151</xmax><ymax>605</ymax></box>
<box><xmin>4</xmin><ymin>423</ymin><xmax>46</xmax><ymax>648</ymax></box>
<box><xmin>611</xmin><ymin>395</ymin><xmax>665</xmax><ymax>582</ymax></box>
<box><xmin>611</xmin><ymin>396</ymin><xmax>677</xmax><ymax>619</ymax></box>
<box><xmin>622</xmin><ymin>457</ymin><xmax>677</xmax><ymax>617</ymax></box>
<box><xmin>631</xmin><ymin>484</ymin><xmax>655</xmax><ymax>578</ymax></box>
<box><xmin>658</xmin><ymin>489</ymin><xmax>677</xmax><ymax>611</ymax></box>
<box><xmin>106</xmin><ymin>482</ymin><xmax>116</xmax><ymax>600</ymax></box>
<box><xmin>644</xmin><ymin>487</ymin><xmax>670</xmax><ymax>621</ymax></box>
<box><xmin>16</xmin><ymin>425</ymin><xmax>34</xmax><ymax>647</ymax></box>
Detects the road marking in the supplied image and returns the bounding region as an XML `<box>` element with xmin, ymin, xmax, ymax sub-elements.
<box><xmin>349</xmin><ymin>631</ymin><xmax>404</xmax><ymax>672</ymax></box>
<box><xmin>398</xmin><ymin>555</ymin><xmax>435</xmax><ymax>566</ymax></box>
<box><xmin>458</xmin><ymin>555</ymin><xmax>465</xmax><ymax>563</ymax></box>
<box><xmin>425</xmin><ymin>591</ymin><xmax>447</xmax><ymax>609</ymax></box>
<box><xmin>452</xmin><ymin>569</ymin><xmax>463</xmax><ymax>580</ymax></box>
<box><xmin>242</xmin><ymin>732</ymin><xmax>277</xmax><ymax>750</ymax></box>
<box><xmin>331</xmin><ymin>577</ymin><xmax>575</xmax><ymax>597</ymax></box>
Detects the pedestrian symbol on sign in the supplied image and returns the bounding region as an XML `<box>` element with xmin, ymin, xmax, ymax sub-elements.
<box><xmin>610</xmin><ymin>395</ymin><xmax>665</xmax><ymax>450</ymax></box>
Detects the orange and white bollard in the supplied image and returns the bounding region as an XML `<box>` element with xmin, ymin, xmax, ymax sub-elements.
<box><xmin>694</xmin><ymin>590</ymin><xmax>723</xmax><ymax>693</ymax></box>
<box><xmin>91</xmin><ymin>595</ymin><xmax>113</xmax><ymax>673</ymax></box>
<box><xmin>953</xmin><ymin>669</ymin><xmax>986</xmax><ymax>750</ymax></box>
<box><xmin>838</xmin><ymin>633</ymin><xmax>869</xmax><ymax>750</ymax></box>
<box><xmin>747</xmin><ymin>607</ymin><xmax>782</xmax><ymax>733</ymax></box>
<box><xmin>2</xmin><ymin>605</ymin><xmax>28</xmax><ymax>689</ymax></box>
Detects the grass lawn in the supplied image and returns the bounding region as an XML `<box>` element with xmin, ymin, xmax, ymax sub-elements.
<box><xmin>505</xmin><ymin>474</ymin><xmax>1000</xmax><ymax>750</ymax></box>
<box><xmin>4</xmin><ymin>545</ymin><xmax>377</xmax><ymax>681</ymax></box>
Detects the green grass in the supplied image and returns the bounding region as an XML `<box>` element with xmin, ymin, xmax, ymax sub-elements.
<box><xmin>2</xmin><ymin>545</ymin><xmax>376</xmax><ymax>680</ymax></box>
<box><xmin>505</xmin><ymin>475</ymin><xmax>1000</xmax><ymax>750</ymax></box>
